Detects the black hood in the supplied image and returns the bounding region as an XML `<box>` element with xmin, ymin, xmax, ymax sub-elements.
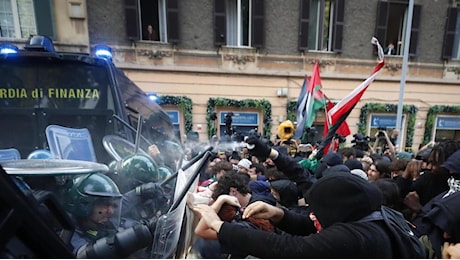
<box><xmin>322</xmin><ymin>164</ymin><xmax>350</xmax><ymax>178</ymax></box>
<box><xmin>422</xmin><ymin>190</ymin><xmax>460</xmax><ymax>258</ymax></box>
<box><xmin>306</xmin><ymin>172</ymin><xmax>382</xmax><ymax>228</ymax></box>
<box><xmin>441</xmin><ymin>150</ymin><xmax>460</xmax><ymax>174</ymax></box>
<box><xmin>270</xmin><ymin>179</ymin><xmax>298</xmax><ymax>208</ymax></box>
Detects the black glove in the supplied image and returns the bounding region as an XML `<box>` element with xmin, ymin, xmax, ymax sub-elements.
<box><xmin>141</xmin><ymin>215</ymin><xmax>160</xmax><ymax>234</ymax></box>
<box><xmin>135</xmin><ymin>182</ymin><xmax>165</xmax><ymax>199</ymax></box>
<box><xmin>246</xmin><ymin>136</ymin><xmax>271</xmax><ymax>160</ymax></box>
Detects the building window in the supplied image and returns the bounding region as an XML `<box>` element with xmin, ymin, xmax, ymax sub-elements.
<box><xmin>299</xmin><ymin>0</ymin><xmax>344</xmax><ymax>52</ymax></box>
<box><xmin>375</xmin><ymin>0</ymin><xmax>421</xmax><ymax>57</ymax></box>
<box><xmin>310</xmin><ymin>0</ymin><xmax>335</xmax><ymax>51</ymax></box>
<box><xmin>125</xmin><ymin>0</ymin><xmax>179</xmax><ymax>43</ymax></box>
<box><xmin>452</xmin><ymin>9</ymin><xmax>460</xmax><ymax>59</ymax></box>
<box><xmin>0</xmin><ymin>0</ymin><xmax>37</xmax><ymax>38</ymax></box>
<box><xmin>433</xmin><ymin>116</ymin><xmax>460</xmax><ymax>142</ymax></box>
<box><xmin>226</xmin><ymin>0</ymin><xmax>250</xmax><ymax>46</ymax></box>
<box><xmin>139</xmin><ymin>0</ymin><xmax>167</xmax><ymax>42</ymax></box>
<box><xmin>442</xmin><ymin>7</ymin><xmax>460</xmax><ymax>60</ymax></box>
<box><xmin>214</xmin><ymin>0</ymin><xmax>264</xmax><ymax>48</ymax></box>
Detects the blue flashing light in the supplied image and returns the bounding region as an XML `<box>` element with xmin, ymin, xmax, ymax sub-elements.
<box><xmin>148</xmin><ymin>93</ymin><xmax>158</xmax><ymax>101</ymax></box>
<box><xmin>0</xmin><ymin>44</ymin><xmax>19</xmax><ymax>54</ymax></box>
<box><xmin>27</xmin><ymin>149</ymin><xmax>52</xmax><ymax>159</ymax></box>
<box><xmin>94</xmin><ymin>45</ymin><xmax>113</xmax><ymax>60</ymax></box>
<box><xmin>25</xmin><ymin>35</ymin><xmax>55</xmax><ymax>52</ymax></box>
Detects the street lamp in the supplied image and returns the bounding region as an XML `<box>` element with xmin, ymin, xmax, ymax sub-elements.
<box><xmin>395</xmin><ymin>0</ymin><xmax>414</xmax><ymax>152</ymax></box>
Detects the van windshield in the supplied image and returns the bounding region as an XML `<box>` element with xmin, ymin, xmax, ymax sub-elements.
<box><xmin>0</xmin><ymin>55</ymin><xmax>178</xmax><ymax>165</ymax></box>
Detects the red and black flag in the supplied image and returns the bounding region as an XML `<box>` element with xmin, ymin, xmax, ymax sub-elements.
<box><xmin>316</xmin><ymin>37</ymin><xmax>385</xmax><ymax>158</ymax></box>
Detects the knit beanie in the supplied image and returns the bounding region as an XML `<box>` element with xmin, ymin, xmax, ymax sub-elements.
<box><xmin>306</xmin><ymin>172</ymin><xmax>382</xmax><ymax>228</ymax></box>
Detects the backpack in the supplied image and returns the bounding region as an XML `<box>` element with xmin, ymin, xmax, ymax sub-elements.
<box><xmin>356</xmin><ymin>206</ymin><xmax>426</xmax><ymax>258</ymax></box>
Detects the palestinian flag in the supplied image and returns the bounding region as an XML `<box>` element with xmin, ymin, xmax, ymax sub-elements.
<box><xmin>294</xmin><ymin>61</ymin><xmax>327</xmax><ymax>139</ymax></box>
<box><xmin>293</xmin><ymin>75</ymin><xmax>309</xmax><ymax>139</ymax></box>
<box><xmin>316</xmin><ymin>37</ymin><xmax>385</xmax><ymax>158</ymax></box>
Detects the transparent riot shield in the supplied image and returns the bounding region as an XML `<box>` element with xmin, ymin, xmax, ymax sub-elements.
<box><xmin>150</xmin><ymin>147</ymin><xmax>212</xmax><ymax>258</ymax></box>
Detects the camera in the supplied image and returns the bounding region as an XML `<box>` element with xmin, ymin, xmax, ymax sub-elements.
<box><xmin>352</xmin><ymin>133</ymin><xmax>370</xmax><ymax>151</ymax></box>
<box><xmin>352</xmin><ymin>133</ymin><xmax>364</xmax><ymax>143</ymax></box>
<box><xmin>283</xmin><ymin>127</ymin><xmax>292</xmax><ymax>134</ymax></box>
<box><xmin>224</xmin><ymin>112</ymin><xmax>234</xmax><ymax>124</ymax></box>
<box><xmin>248</xmin><ymin>128</ymin><xmax>261</xmax><ymax>138</ymax></box>
<box><xmin>334</xmin><ymin>134</ymin><xmax>346</xmax><ymax>143</ymax></box>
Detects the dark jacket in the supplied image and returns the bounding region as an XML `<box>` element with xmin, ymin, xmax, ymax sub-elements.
<box><xmin>396</xmin><ymin>149</ymin><xmax>460</xmax><ymax>205</ymax></box>
<box><xmin>412</xmin><ymin>189</ymin><xmax>460</xmax><ymax>258</ymax></box>
<box><xmin>410</xmin><ymin>150</ymin><xmax>460</xmax><ymax>258</ymax></box>
<box><xmin>399</xmin><ymin>171</ymin><xmax>450</xmax><ymax>205</ymax></box>
<box><xmin>321</xmin><ymin>164</ymin><xmax>350</xmax><ymax>178</ymax></box>
<box><xmin>272</xmin><ymin>151</ymin><xmax>316</xmax><ymax>200</ymax></box>
<box><xmin>215</xmin><ymin>173</ymin><xmax>400</xmax><ymax>258</ymax></box>
<box><xmin>270</xmin><ymin>179</ymin><xmax>308</xmax><ymax>215</ymax></box>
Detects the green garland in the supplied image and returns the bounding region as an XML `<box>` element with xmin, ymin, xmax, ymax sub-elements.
<box><xmin>207</xmin><ymin>98</ymin><xmax>272</xmax><ymax>139</ymax></box>
<box><xmin>157</xmin><ymin>95</ymin><xmax>193</xmax><ymax>134</ymax></box>
<box><xmin>424</xmin><ymin>105</ymin><xmax>460</xmax><ymax>144</ymax></box>
<box><xmin>359</xmin><ymin>103</ymin><xmax>418</xmax><ymax>151</ymax></box>
<box><xmin>287</xmin><ymin>101</ymin><xmax>297</xmax><ymax>122</ymax></box>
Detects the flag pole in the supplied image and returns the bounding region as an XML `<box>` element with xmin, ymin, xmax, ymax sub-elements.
<box><xmin>395</xmin><ymin>0</ymin><xmax>414</xmax><ymax>152</ymax></box>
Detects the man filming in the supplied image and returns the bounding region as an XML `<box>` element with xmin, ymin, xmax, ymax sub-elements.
<box><xmin>371</xmin><ymin>130</ymin><xmax>396</xmax><ymax>159</ymax></box>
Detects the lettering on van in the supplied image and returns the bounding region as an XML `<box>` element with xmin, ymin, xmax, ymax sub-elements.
<box><xmin>0</xmin><ymin>88</ymin><xmax>100</xmax><ymax>99</ymax></box>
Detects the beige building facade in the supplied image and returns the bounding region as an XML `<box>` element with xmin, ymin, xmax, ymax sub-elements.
<box><xmin>117</xmin><ymin>48</ymin><xmax>460</xmax><ymax>151</ymax></box>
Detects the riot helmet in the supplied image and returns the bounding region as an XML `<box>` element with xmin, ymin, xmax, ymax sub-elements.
<box><xmin>109</xmin><ymin>154</ymin><xmax>160</xmax><ymax>194</ymax></box>
<box><xmin>157</xmin><ymin>166</ymin><xmax>173</xmax><ymax>182</ymax></box>
<box><xmin>157</xmin><ymin>166</ymin><xmax>175</xmax><ymax>192</ymax></box>
<box><xmin>65</xmin><ymin>173</ymin><xmax>122</xmax><ymax>228</ymax></box>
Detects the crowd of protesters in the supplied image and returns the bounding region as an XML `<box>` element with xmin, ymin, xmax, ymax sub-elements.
<box><xmin>188</xmin><ymin>125</ymin><xmax>460</xmax><ymax>258</ymax></box>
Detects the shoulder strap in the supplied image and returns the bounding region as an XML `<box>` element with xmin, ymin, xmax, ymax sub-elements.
<box><xmin>354</xmin><ymin>211</ymin><xmax>383</xmax><ymax>223</ymax></box>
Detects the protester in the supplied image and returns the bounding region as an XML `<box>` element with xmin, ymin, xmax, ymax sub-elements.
<box><xmin>410</xmin><ymin>150</ymin><xmax>460</xmax><ymax>258</ymax></box>
<box><xmin>192</xmin><ymin>172</ymin><xmax>417</xmax><ymax>258</ymax></box>
<box><xmin>315</xmin><ymin>152</ymin><xmax>350</xmax><ymax>179</ymax></box>
<box><xmin>244</xmin><ymin>135</ymin><xmax>315</xmax><ymax>201</ymax></box>
<box><xmin>269</xmin><ymin>179</ymin><xmax>308</xmax><ymax>215</ymax></box>
<box><xmin>191</xmin><ymin>172</ymin><xmax>275</xmax><ymax>258</ymax></box>
<box><xmin>237</xmin><ymin>158</ymin><xmax>252</xmax><ymax>175</ymax></box>
<box><xmin>398</xmin><ymin>140</ymin><xmax>460</xmax><ymax>215</ymax></box>
<box><xmin>367</xmin><ymin>159</ymin><xmax>391</xmax><ymax>181</ymax></box>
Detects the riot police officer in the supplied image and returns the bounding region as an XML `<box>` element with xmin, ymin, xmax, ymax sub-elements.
<box><xmin>107</xmin><ymin>154</ymin><xmax>172</xmax><ymax>222</ymax></box>
<box><xmin>64</xmin><ymin>173</ymin><xmax>155</xmax><ymax>258</ymax></box>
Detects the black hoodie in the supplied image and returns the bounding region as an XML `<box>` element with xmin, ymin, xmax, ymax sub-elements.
<box><xmin>270</xmin><ymin>179</ymin><xmax>308</xmax><ymax>215</ymax></box>
<box><xmin>411</xmin><ymin>150</ymin><xmax>460</xmax><ymax>258</ymax></box>
<box><xmin>306</xmin><ymin>172</ymin><xmax>382</xmax><ymax>228</ymax></box>
<box><xmin>216</xmin><ymin>173</ymin><xmax>398</xmax><ymax>258</ymax></box>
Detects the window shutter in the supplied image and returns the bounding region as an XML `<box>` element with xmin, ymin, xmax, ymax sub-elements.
<box><xmin>167</xmin><ymin>0</ymin><xmax>180</xmax><ymax>43</ymax></box>
<box><xmin>332</xmin><ymin>0</ymin><xmax>345</xmax><ymax>53</ymax></box>
<box><xmin>442</xmin><ymin>7</ymin><xmax>458</xmax><ymax>60</ymax></box>
<box><xmin>33</xmin><ymin>0</ymin><xmax>55</xmax><ymax>39</ymax></box>
<box><xmin>375</xmin><ymin>1</ymin><xmax>389</xmax><ymax>53</ymax></box>
<box><xmin>409</xmin><ymin>4</ymin><xmax>421</xmax><ymax>57</ymax></box>
<box><xmin>125</xmin><ymin>0</ymin><xmax>139</xmax><ymax>40</ymax></box>
<box><xmin>214</xmin><ymin>0</ymin><xmax>226</xmax><ymax>46</ymax></box>
<box><xmin>298</xmin><ymin>0</ymin><xmax>310</xmax><ymax>51</ymax></box>
<box><xmin>252</xmin><ymin>0</ymin><xmax>265</xmax><ymax>48</ymax></box>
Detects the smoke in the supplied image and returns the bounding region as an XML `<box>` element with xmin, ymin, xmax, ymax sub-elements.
<box><xmin>213</xmin><ymin>141</ymin><xmax>247</xmax><ymax>153</ymax></box>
